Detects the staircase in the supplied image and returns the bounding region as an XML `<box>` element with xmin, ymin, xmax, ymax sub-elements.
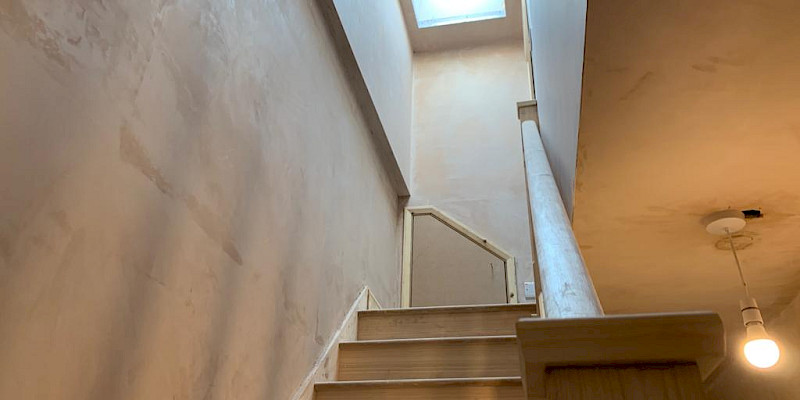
<box><xmin>313</xmin><ymin>303</ymin><xmax>538</xmax><ymax>400</ymax></box>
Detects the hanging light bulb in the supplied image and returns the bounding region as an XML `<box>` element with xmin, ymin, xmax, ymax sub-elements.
<box><xmin>741</xmin><ymin>298</ymin><xmax>780</xmax><ymax>368</ymax></box>
<box><xmin>744</xmin><ymin>334</ymin><xmax>780</xmax><ymax>369</ymax></box>
<box><xmin>704</xmin><ymin>210</ymin><xmax>781</xmax><ymax>369</ymax></box>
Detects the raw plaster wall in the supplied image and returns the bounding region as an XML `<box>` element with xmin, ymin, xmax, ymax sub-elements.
<box><xmin>411</xmin><ymin>215</ymin><xmax>507</xmax><ymax>307</ymax></box>
<box><xmin>335</xmin><ymin>0</ymin><xmax>413</xmax><ymax>186</ymax></box>
<box><xmin>574</xmin><ymin>0</ymin><xmax>800</xmax><ymax>387</ymax></box>
<box><xmin>708</xmin><ymin>292</ymin><xmax>800</xmax><ymax>400</ymax></box>
<box><xmin>526</xmin><ymin>0</ymin><xmax>587</xmax><ymax>217</ymax></box>
<box><xmin>0</xmin><ymin>1</ymin><xmax>402</xmax><ymax>399</ymax></box>
<box><xmin>410</xmin><ymin>43</ymin><xmax>534</xmax><ymax>300</ymax></box>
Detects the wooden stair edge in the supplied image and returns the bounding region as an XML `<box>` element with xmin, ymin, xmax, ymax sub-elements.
<box><xmin>516</xmin><ymin>311</ymin><xmax>726</xmax><ymax>398</ymax></box>
<box><xmin>315</xmin><ymin>376</ymin><xmax>523</xmax><ymax>391</ymax></box>
<box><xmin>340</xmin><ymin>335</ymin><xmax>517</xmax><ymax>346</ymax></box>
<box><xmin>314</xmin><ymin>377</ymin><xmax>526</xmax><ymax>400</ymax></box>
<box><xmin>337</xmin><ymin>334</ymin><xmax>521</xmax><ymax>380</ymax></box>
<box><xmin>358</xmin><ymin>303</ymin><xmax>538</xmax><ymax>317</ymax></box>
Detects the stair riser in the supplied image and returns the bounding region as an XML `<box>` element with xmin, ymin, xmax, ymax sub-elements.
<box><xmin>315</xmin><ymin>384</ymin><xmax>525</xmax><ymax>400</ymax></box>
<box><xmin>338</xmin><ymin>338</ymin><xmax>520</xmax><ymax>380</ymax></box>
<box><xmin>358</xmin><ymin>306</ymin><xmax>537</xmax><ymax>340</ymax></box>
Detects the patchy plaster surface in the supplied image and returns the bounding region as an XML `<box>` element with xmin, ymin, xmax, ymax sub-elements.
<box><xmin>410</xmin><ymin>43</ymin><xmax>534</xmax><ymax>300</ymax></box>
<box><xmin>411</xmin><ymin>215</ymin><xmax>507</xmax><ymax>306</ymax></box>
<box><xmin>575</xmin><ymin>0</ymin><xmax>800</xmax><ymax>397</ymax></box>
<box><xmin>335</xmin><ymin>0</ymin><xmax>413</xmax><ymax>186</ymax></box>
<box><xmin>0</xmin><ymin>0</ymin><xmax>402</xmax><ymax>399</ymax></box>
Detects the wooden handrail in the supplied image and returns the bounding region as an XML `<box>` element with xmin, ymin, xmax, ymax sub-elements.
<box><xmin>518</xmin><ymin>101</ymin><xmax>603</xmax><ymax>318</ymax></box>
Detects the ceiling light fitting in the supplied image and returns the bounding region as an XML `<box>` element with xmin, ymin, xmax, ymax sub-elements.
<box><xmin>704</xmin><ymin>210</ymin><xmax>780</xmax><ymax>369</ymax></box>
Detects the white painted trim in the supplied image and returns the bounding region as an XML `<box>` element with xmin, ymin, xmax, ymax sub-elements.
<box><xmin>290</xmin><ymin>286</ymin><xmax>378</xmax><ymax>400</ymax></box>
<box><xmin>402</xmin><ymin>206</ymin><xmax>519</xmax><ymax>306</ymax></box>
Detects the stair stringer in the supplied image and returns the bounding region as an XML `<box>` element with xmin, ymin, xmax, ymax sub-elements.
<box><xmin>290</xmin><ymin>286</ymin><xmax>381</xmax><ymax>400</ymax></box>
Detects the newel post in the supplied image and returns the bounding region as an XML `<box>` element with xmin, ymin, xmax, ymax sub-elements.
<box><xmin>517</xmin><ymin>101</ymin><xmax>603</xmax><ymax>318</ymax></box>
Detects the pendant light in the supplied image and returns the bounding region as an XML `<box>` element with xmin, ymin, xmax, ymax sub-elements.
<box><xmin>704</xmin><ymin>210</ymin><xmax>780</xmax><ymax>369</ymax></box>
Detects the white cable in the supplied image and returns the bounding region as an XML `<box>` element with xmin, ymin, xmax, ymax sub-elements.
<box><xmin>725</xmin><ymin>227</ymin><xmax>751</xmax><ymax>298</ymax></box>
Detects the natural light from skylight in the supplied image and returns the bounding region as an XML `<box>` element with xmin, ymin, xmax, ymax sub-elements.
<box><xmin>412</xmin><ymin>0</ymin><xmax>506</xmax><ymax>29</ymax></box>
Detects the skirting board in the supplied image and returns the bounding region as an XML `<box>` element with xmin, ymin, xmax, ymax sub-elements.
<box><xmin>290</xmin><ymin>286</ymin><xmax>380</xmax><ymax>400</ymax></box>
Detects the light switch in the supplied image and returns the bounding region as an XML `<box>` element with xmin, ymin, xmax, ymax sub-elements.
<box><xmin>524</xmin><ymin>282</ymin><xmax>536</xmax><ymax>299</ymax></box>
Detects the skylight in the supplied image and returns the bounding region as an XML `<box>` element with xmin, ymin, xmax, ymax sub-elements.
<box><xmin>412</xmin><ymin>0</ymin><xmax>506</xmax><ymax>29</ymax></box>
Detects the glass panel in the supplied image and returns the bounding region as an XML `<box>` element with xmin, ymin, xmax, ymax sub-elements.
<box><xmin>411</xmin><ymin>0</ymin><xmax>506</xmax><ymax>29</ymax></box>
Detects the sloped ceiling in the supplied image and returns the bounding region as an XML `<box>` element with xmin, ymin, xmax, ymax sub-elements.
<box><xmin>574</xmin><ymin>0</ymin><xmax>800</xmax><ymax>335</ymax></box>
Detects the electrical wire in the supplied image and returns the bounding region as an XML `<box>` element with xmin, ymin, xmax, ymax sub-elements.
<box><xmin>725</xmin><ymin>227</ymin><xmax>751</xmax><ymax>298</ymax></box>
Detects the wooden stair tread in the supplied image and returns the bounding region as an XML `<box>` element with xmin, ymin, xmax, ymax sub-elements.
<box><xmin>314</xmin><ymin>377</ymin><xmax>525</xmax><ymax>400</ymax></box>
<box><xmin>359</xmin><ymin>303</ymin><xmax>537</xmax><ymax>316</ymax></box>
<box><xmin>337</xmin><ymin>335</ymin><xmax>520</xmax><ymax>380</ymax></box>
<box><xmin>315</xmin><ymin>376</ymin><xmax>523</xmax><ymax>389</ymax></box>
<box><xmin>516</xmin><ymin>312</ymin><xmax>725</xmax><ymax>397</ymax></box>
<box><xmin>358</xmin><ymin>303</ymin><xmax>537</xmax><ymax>340</ymax></box>
<box><xmin>342</xmin><ymin>334</ymin><xmax>516</xmax><ymax>345</ymax></box>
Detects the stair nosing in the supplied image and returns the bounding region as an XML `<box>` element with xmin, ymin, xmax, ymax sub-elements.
<box><xmin>340</xmin><ymin>335</ymin><xmax>517</xmax><ymax>346</ymax></box>
<box><xmin>314</xmin><ymin>376</ymin><xmax>522</xmax><ymax>391</ymax></box>
<box><xmin>358</xmin><ymin>303</ymin><xmax>538</xmax><ymax>317</ymax></box>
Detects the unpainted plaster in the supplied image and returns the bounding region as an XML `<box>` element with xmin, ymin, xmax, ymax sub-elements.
<box><xmin>0</xmin><ymin>0</ymin><xmax>403</xmax><ymax>399</ymax></box>
<box><xmin>411</xmin><ymin>215</ymin><xmax>507</xmax><ymax>307</ymax></box>
<box><xmin>526</xmin><ymin>0</ymin><xmax>588</xmax><ymax>217</ymax></box>
<box><xmin>574</xmin><ymin>0</ymin><xmax>800</xmax><ymax>397</ymax></box>
<box><xmin>410</xmin><ymin>43</ymin><xmax>534</xmax><ymax>300</ymax></box>
<box><xmin>335</xmin><ymin>0</ymin><xmax>414</xmax><ymax>186</ymax></box>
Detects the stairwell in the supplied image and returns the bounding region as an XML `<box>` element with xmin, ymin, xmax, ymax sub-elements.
<box><xmin>313</xmin><ymin>303</ymin><xmax>538</xmax><ymax>400</ymax></box>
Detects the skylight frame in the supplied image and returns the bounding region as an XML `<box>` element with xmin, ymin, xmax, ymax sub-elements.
<box><xmin>411</xmin><ymin>0</ymin><xmax>507</xmax><ymax>29</ymax></box>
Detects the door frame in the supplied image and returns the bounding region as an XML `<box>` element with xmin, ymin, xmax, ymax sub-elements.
<box><xmin>401</xmin><ymin>206</ymin><xmax>518</xmax><ymax>307</ymax></box>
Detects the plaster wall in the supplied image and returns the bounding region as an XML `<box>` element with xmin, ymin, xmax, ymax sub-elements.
<box><xmin>410</xmin><ymin>43</ymin><xmax>534</xmax><ymax>300</ymax></box>
<box><xmin>574</xmin><ymin>0</ymin><xmax>800</xmax><ymax>365</ymax></box>
<box><xmin>335</xmin><ymin>0</ymin><xmax>413</xmax><ymax>186</ymax></box>
<box><xmin>573</xmin><ymin>0</ymin><xmax>800</xmax><ymax>396</ymax></box>
<box><xmin>526</xmin><ymin>0</ymin><xmax>587</xmax><ymax>216</ymax></box>
<box><xmin>0</xmin><ymin>1</ymin><xmax>402</xmax><ymax>399</ymax></box>
<box><xmin>411</xmin><ymin>215</ymin><xmax>507</xmax><ymax>307</ymax></box>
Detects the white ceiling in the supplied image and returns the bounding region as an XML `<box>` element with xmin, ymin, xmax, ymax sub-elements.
<box><xmin>398</xmin><ymin>0</ymin><xmax>523</xmax><ymax>52</ymax></box>
<box><xmin>574</xmin><ymin>0</ymin><xmax>800</xmax><ymax>334</ymax></box>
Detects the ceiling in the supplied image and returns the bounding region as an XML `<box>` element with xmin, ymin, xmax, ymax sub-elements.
<box><xmin>398</xmin><ymin>0</ymin><xmax>523</xmax><ymax>52</ymax></box>
<box><xmin>574</xmin><ymin>0</ymin><xmax>800</xmax><ymax>334</ymax></box>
